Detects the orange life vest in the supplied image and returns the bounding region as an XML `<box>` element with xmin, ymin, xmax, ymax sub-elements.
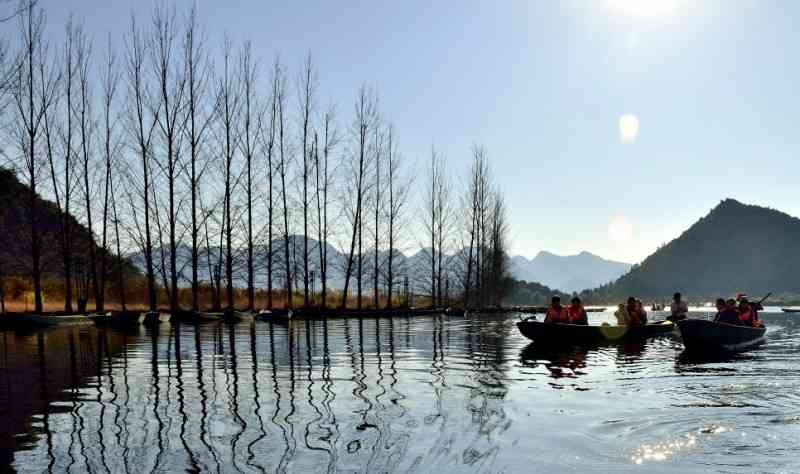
<box><xmin>546</xmin><ymin>305</ymin><xmax>570</xmax><ymax>324</ymax></box>
<box><xmin>739</xmin><ymin>306</ymin><xmax>760</xmax><ymax>327</ymax></box>
<box><xmin>567</xmin><ymin>305</ymin><xmax>585</xmax><ymax>324</ymax></box>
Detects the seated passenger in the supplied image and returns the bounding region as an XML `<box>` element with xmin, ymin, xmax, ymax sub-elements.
<box><xmin>737</xmin><ymin>297</ymin><xmax>762</xmax><ymax>327</ymax></box>
<box><xmin>636</xmin><ymin>299</ymin><xmax>648</xmax><ymax>325</ymax></box>
<box><xmin>713</xmin><ymin>297</ymin><xmax>740</xmax><ymax>325</ymax></box>
<box><xmin>567</xmin><ymin>297</ymin><xmax>588</xmax><ymax>325</ymax></box>
<box><xmin>544</xmin><ymin>296</ymin><xmax>570</xmax><ymax>324</ymax></box>
<box><xmin>627</xmin><ymin>297</ymin><xmax>646</xmax><ymax>326</ymax></box>
<box><xmin>614</xmin><ymin>303</ymin><xmax>630</xmax><ymax>325</ymax></box>
<box><xmin>668</xmin><ymin>292</ymin><xmax>688</xmax><ymax>322</ymax></box>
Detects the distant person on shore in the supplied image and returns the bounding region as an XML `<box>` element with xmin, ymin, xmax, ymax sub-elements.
<box><xmin>668</xmin><ymin>292</ymin><xmax>689</xmax><ymax>322</ymax></box>
<box><xmin>544</xmin><ymin>296</ymin><xmax>570</xmax><ymax>324</ymax></box>
<box><xmin>567</xmin><ymin>297</ymin><xmax>589</xmax><ymax>325</ymax></box>
<box><xmin>714</xmin><ymin>298</ymin><xmax>741</xmax><ymax>325</ymax></box>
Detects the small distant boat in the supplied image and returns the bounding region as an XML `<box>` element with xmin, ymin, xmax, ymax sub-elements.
<box><xmin>781</xmin><ymin>308</ymin><xmax>800</xmax><ymax>313</ymax></box>
<box><xmin>677</xmin><ymin>319</ymin><xmax>766</xmax><ymax>353</ymax></box>
<box><xmin>585</xmin><ymin>307</ymin><xmax>606</xmax><ymax>313</ymax></box>
<box><xmin>516</xmin><ymin>319</ymin><xmax>674</xmax><ymax>345</ymax></box>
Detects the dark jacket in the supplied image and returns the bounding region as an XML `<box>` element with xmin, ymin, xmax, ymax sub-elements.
<box><xmin>714</xmin><ymin>308</ymin><xmax>741</xmax><ymax>325</ymax></box>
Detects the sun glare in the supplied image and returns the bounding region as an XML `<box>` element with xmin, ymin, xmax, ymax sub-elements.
<box><xmin>607</xmin><ymin>0</ymin><xmax>680</xmax><ymax>18</ymax></box>
<box><xmin>619</xmin><ymin>114</ymin><xmax>639</xmax><ymax>144</ymax></box>
<box><xmin>609</xmin><ymin>216</ymin><xmax>634</xmax><ymax>242</ymax></box>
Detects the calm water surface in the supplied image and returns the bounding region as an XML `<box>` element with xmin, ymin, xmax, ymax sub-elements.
<box><xmin>2</xmin><ymin>310</ymin><xmax>800</xmax><ymax>473</ymax></box>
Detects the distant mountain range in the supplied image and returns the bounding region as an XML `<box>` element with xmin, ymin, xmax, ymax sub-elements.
<box><xmin>509</xmin><ymin>251</ymin><xmax>632</xmax><ymax>293</ymax></box>
<box><xmin>588</xmin><ymin>199</ymin><xmax>800</xmax><ymax>301</ymax></box>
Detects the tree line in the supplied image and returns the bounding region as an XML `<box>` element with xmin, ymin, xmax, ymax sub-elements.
<box><xmin>1</xmin><ymin>1</ymin><xmax>511</xmax><ymax>314</ymax></box>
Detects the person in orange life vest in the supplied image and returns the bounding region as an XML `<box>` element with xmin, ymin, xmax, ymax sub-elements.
<box><xmin>544</xmin><ymin>296</ymin><xmax>570</xmax><ymax>324</ymax></box>
<box><xmin>567</xmin><ymin>297</ymin><xmax>588</xmax><ymax>325</ymax></box>
<box><xmin>737</xmin><ymin>297</ymin><xmax>761</xmax><ymax>327</ymax></box>
<box><xmin>626</xmin><ymin>297</ymin><xmax>646</xmax><ymax>326</ymax></box>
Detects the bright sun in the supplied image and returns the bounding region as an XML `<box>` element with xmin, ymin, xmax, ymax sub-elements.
<box><xmin>607</xmin><ymin>0</ymin><xmax>679</xmax><ymax>18</ymax></box>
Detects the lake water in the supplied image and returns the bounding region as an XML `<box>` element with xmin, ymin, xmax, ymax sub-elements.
<box><xmin>1</xmin><ymin>309</ymin><xmax>799</xmax><ymax>473</ymax></box>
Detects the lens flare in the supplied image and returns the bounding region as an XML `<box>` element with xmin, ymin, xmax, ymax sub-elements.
<box><xmin>619</xmin><ymin>114</ymin><xmax>640</xmax><ymax>144</ymax></box>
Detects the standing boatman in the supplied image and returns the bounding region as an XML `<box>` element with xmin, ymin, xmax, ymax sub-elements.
<box><xmin>668</xmin><ymin>292</ymin><xmax>689</xmax><ymax>322</ymax></box>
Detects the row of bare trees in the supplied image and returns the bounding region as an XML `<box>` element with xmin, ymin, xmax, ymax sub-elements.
<box><xmin>1</xmin><ymin>1</ymin><xmax>510</xmax><ymax>314</ymax></box>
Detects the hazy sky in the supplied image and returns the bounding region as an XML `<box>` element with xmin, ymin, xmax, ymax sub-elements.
<box><xmin>28</xmin><ymin>0</ymin><xmax>800</xmax><ymax>263</ymax></box>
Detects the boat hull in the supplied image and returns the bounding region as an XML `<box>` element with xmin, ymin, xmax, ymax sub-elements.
<box><xmin>516</xmin><ymin>320</ymin><xmax>674</xmax><ymax>345</ymax></box>
<box><xmin>677</xmin><ymin>319</ymin><xmax>766</xmax><ymax>353</ymax></box>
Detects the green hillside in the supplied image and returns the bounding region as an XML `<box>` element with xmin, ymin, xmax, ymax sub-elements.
<box><xmin>583</xmin><ymin>199</ymin><xmax>800</xmax><ymax>301</ymax></box>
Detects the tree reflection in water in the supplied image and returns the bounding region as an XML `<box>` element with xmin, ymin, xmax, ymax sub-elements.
<box><xmin>2</xmin><ymin>314</ymin><xmax>522</xmax><ymax>472</ymax></box>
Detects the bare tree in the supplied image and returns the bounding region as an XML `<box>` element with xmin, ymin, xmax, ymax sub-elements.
<box><xmin>151</xmin><ymin>5</ymin><xmax>186</xmax><ymax>315</ymax></box>
<box><xmin>261</xmin><ymin>58</ymin><xmax>280</xmax><ymax>310</ymax></box>
<box><xmin>340</xmin><ymin>86</ymin><xmax>375</xmax><ymax>309</ymax></box>
<box><xmin>462</xmin><ymin>145</ymin><xmax>488</xmax><ymax>309</ymax></box>
<box><xmin>216</xmin><ymin>36</ymin><xmax>240</xmax><ymax>311</ymax></box>
<box><xmin>239</xmin><ymin>40</ymin><xmax>260</xmax><ymax>311</ymax></box>
<box><xmin>125</xmin><ymin>14</ymin><xmax>160</xmax><ymax>312</ymax></box>
<box><xmin>297</xmin><ymin>54</ymin><xmax>316</xmax><ymax>308</ymax></box>
<box><xmin>73</xmin><ymin>21</ymin><xmax>100</xmax><ymax>311</ymax></box>
<box><xmin>98</xmin><ymin>34</ymin><xmax>121</xmax><ymax>312</ymax></box>
<box><xmin>422</xmin><ymin>147</ymin><xmax>446</xmax><ymax>308</ymax></box>
<box><xmin>42</xmin><ymin>17</ymin><xmax>77</xmax><ymax>312</ymax></box>
<box><xmin>182</xmin><ymin>5</ymin><xmax>213</xmax><ymax>312</ymax></box>
<box><xmin>275</xmin><ymin>60</ymin><xmax>292</xmax><ymax>308</ymax></box>
<box><xmin>372</xmin><ymin>121</ymin><xmax>383</xmax><ymax>308</ymax></box>
<box><xmin>315</xmin><ymin>105</ymin><xmax>337</xmax><ymax>309</ymax></box>
<box><xmin>11</xmin><ymin>0</ymin><xmax>56</xmax><ymax>313</ymax></box>
<box><xmin>384</xmin><ymin>125</ymin><xmax>410</xmax><ymax>309</ymax></box>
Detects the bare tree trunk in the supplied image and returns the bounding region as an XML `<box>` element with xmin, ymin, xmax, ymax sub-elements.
<box><xmin>125</xmin><ymin>14</ymin><xmax>158</xmax><ymax>312</ymax></box>
<box><xmin>240</xmin><ymin>41</ymin><xmax>259</xmax><ymax>311</ymax></box>
<box><xmin>12</xmin><ymin>1</ymin><xmax>54</xmax><ymax>313</ymax></box>
<box><xmin>315</xmin><ymin>107</ymin><xmax>335</xmax><ymax>310</ymax></box>
<box><xmin>373</xmin><ymin>124</ymin><xmax>381</xmax><ymax>308</ymax></box>
<box><xmin>110</xmin><ymin>177</ymin><xmax>126</xmax><ymax>311</ymax></box>
<box><xmin>340</xmin><ymin>87</ymin><xmax>374</xmax><ymax>309</ymax></box>
<box><xmin>76</xmin><ymin>34</ymin><xmax>100</xmax><ymax>312</ymax></box>
<box><xmin>183</xmin><ymin>6</ymin><xmax>211</xmax><ymax>312</ymax></box>
<box><xmin>98</xmin><ymin>36</ymin><xmax>120</xmax><ymax>313</ymax></box>
<box><xmin>299</xmin><ymin>54</ymin><xmax>314</xmax><ymax>308</ymax></box>
<box><xmin>217</xmin><ymin>37</ymin><xmax>240</xmax><ymax>311</ymax></box>
<box><xmin>264</xmin><ymin>61</ymin><xmax>279</xmax><ymax>310</ymax></box>
<box><xmin>276</xmin><ymin>63</ymin><xmax>292</xmax><ymax>309</ymax></box>
<box><xmin>152</xmin><ymin>6</ymin><xmax>186</xmax><ymax>316</ymax></box>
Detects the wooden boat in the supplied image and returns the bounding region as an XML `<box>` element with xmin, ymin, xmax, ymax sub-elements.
<box><xmin>516</xmin><ymin>319</ymin><xmax>675</xmax><ymax>345</ymax></box>
<box><xmin>1</xmin><ymin>313</ymin><xmax>93</xmax><ymax>328</ymax></box>
<box><xmin>781</xmin><ymin>308</ymin><xmax>800</xmax><ymax>313</ymax></box>
<box><xmin>90</xmin><ymin>310</ymin><xmax>143</xmax><ymax>326</ymax></box>
<box><xmin>677</xmin><ymin>319</ymin><xmax>766</xmax><ymax>353</ymax></box>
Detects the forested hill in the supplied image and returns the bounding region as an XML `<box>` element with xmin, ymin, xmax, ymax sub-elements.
<box><xmin>585</xmin><ymin>199</ymin><xmax>800</xmax><ymax>301</ymax></box>
<box><xmin>0</xmin><ymin>168</ymin><xmax>137</xmax><ymax>282</ymax></box>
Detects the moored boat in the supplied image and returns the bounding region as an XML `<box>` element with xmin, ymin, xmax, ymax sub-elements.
<box><xmin>781</xmin><ymin>308</ymin><xmax>800</xmax><ymax>313</ymax></box>
<box><xmin>677</xmin><ymin>319</ymin><xmax>766</xmax><ymax>353</ymax></box>
<box><xmin>516</xmin><ymin>319</ymin><xmax>674</xmax><ymax>345</ymax></box>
